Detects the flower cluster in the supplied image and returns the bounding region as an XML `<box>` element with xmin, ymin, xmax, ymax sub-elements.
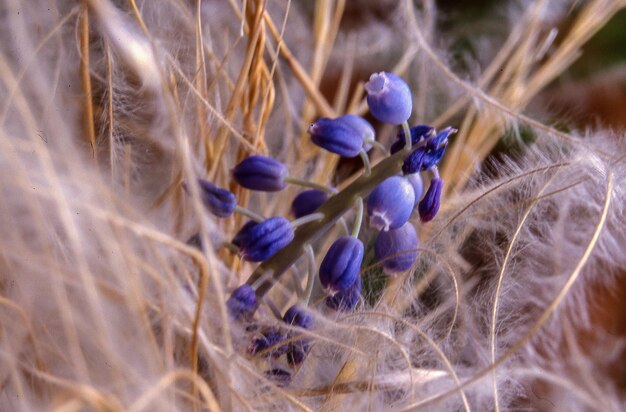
<box><xmin>189</xmin><ymin>71</ymin><xmax>455</xmax><ymax>380</ymax></box>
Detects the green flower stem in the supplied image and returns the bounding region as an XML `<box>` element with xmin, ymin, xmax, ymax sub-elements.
<box><xmin>284</xmin><ymin>177</ymin><xmax>337</xmax><ymax>194</ymax></box>
<box><xmin>291</xmin><ymin>212</ymin><xmax>324</xmax><ymax>228</ymax></box>
<box><xmin>402</xmin><ymin>121</ymin><xmax>412</xmax><ymax>151</ymax></box>
<box><xmin>359</xmin><ymin>149</ymin><xmax>371</xmax><ymax>176</ymax></box>
<box><xmin>351</xmin><ymin>197</ymin><xmax>363</xmax><ymax>238</ymax></box>
<box><xmin>246</xmin><ymin>146</ymin><xmax>415</xmax><ymax>298</ymax></box>
<box><xmin>303</xmin><ymin>244</ymin><xmax>316</xmax><ymax>305</ymax></box>
<box><xmin>365</xmin><ymin>139</ymin><xmax>389</xmax><ymax>155</ymax></box>
<box><xmin>234</xmin><ymin>205</ymin><xmax>264</xmax><ymax>222</ymax></box>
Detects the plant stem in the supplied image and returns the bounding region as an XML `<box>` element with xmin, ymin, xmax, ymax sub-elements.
<box><xmin>359</xmin><ymin>149</ymin><xmax>371</xmax><ymax>176</ymax></box>
<box><xmin>303</xmin><ymin>244</ymin><xmax>316</xmax><ymax>305</ymax></box>
<box><xmin>284</xmin><ymin>177</ymin><xmax>337</xmax><ymax>194</ymax></box>
<box><xmin>234</xmin><ymin>205</ymin><xmax>264</xmax><ymax>222</ymax></box>
<box><xmin>365</xmin><ymin>139</ymin><xmax>389</xmax><ymax>155</ymax></box>
<box><xmin>351</xmin><ymin>197</ymin><xmax>363</xmax><ymax>238</ymax></box>
<box><xmin>402</xmin><ymin>121</ymin><xmax>412</xmax><ymax>151</ymax></box>
<box><xmin>291</xmin><ymin>212</ymin><xmax>324</xmax><ymax>228</ymax></box>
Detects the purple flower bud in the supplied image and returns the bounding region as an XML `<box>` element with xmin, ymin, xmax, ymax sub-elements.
<box><xmin>426</xmin><ymin>126</ymin><xmax>456</xmax><ymax>151</ymax></box>
<box><xmin>402</xmin><ymin>143</ymin><xmax>447</xmax><ymax>175</ymax></box>
<box><xmin>226</xmin><ymin>284</ymin><xmax>257</xmax><ymax>320</ymax></box>
<box><xmin>249</xmin><ymin>328</ymin><xmax>288</xmax><ymax>357</ymax></box>
<box><xmin>390</xmin><ymin>124</ymin><xmax>435</xmax><ymax>154</ymax></box>
<box><xmin>367</xmin><ymin>176</ymin><xmax>415</xmax><ymax>231</ymax></box>
<box><xmin>287</xmin><ymin>344</ymin><xmax>308</xmax><ymax>366</ymax></box>
<box><xmin>364</xmin><ymin>72</ymin><xmax>412</xmax><ymax>125</ymax></box>
<box><xmin>326</xmin><ymin>275</ymin><xmax>361</xmax><ymax>311</ymax></box>
<box><xmin>308</xmin><ymin>117</ymin><xmax>364</xmax><ymax>157</ymax></box>
<box><xmin>402</xmin><ymin>146</ymin><xmax>428</xmax><ymax>175</ymax></box>
<box><xmin>238</xmin><ymin>217</ymin><xmax>294</xmax><ymax>262</ymax></box>
<box><xmin>319</xmin><ymin>236</ymin><xmax>364</xmax><ymax>294</ymax></box>
<box><xmin>290</xmin><ymin>189</ymin><xmax>328</xmax><ymax>218</ymax></box>
<box><xmin>231</xmin><ymin>220</ymin><xmax>258</xmax><ymax>248</ymax></box>
<box><xmin>406</xmin><ymin>173</ymin><xmax>424</xmax><ymax>206</ymax></box>
<box><xmin>232</xmin><ymin>155</ymin><xmax>288</xmax><ymax>192</ymax></box>
<box><xmin>265</xmin><ymin>368</ymin><xmax>291</xmax><ymax>387</ymax></box>
<box><xmin>283</xmin><ymin>304</ymin><xmax>313</xmax><ymax>366</ymax></box>
<box><xmin>374</xmin><ymin>222</ymin><xmax>419</xmax><ymax>274</ymax></box>
<box><xmin>283</xmin><ymin>304</ymin><xmax>313</xmax><ymax>330</ymax></box>
<box><xmin>337</xmin><ymin>114</ymin><xmax>375</xmax><ymax>150</ymax></box>
<box><xmin>418</xmin><ymin>178</ymin><xmax>443</xmax><ymax>222</ymax></box>
<box><xmin>197</xmin><ymin>179</ymin><xmax>237</xmax><ymax>217</ymax></box>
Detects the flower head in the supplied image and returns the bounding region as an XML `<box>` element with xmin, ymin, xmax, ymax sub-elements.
<box><xmin>308</xmin><ymin>117</ymin><xmax>364</xmax><ymax>157</ymax></box>
<box><xmin>197</xmin><ymin>179</ymin><xmax>237</xmax><ymax>217</ymax></box>
<box><xmin>232</xmin><ymin>155</ymin><xmax>288</xmax><ymax>192</ymax></box>
<box><xmin>367</xmin><ymin>176</ymin><xmax>415</xmax><ymax>231</ymax></box>
<box><xmin>364</xmin><ymin>72</ymin><xmax>412</xmax><ymax>125</ymax></box>
<box><xmin>226</xmin><ymin>284</ymin><xmax>257</xmax><ymax>321</ymax></box>
<box><xmin>418</xmin><ymin>177</ymin><xmax>444</xmax><ymax>222</ymax></box>
<box><xmin>283</xmin><ymin>304</ymin><xmax>313</xmax><ymax>329</ymax></box>
<box><xmin>390</xmin><ymin>124</ymin><xmax>435</xmax><ymax>154</ymax></box>
<box><xmin>325</xmin><ymin>275</ymin><xmax>361</xmax><ymax>311</ymax></box>
<box><xmin>402</xmin><ymin>128</ymin><xmax>453</xmax><ymax>175</ymax></box>
<box><xmin>374</xmin><ymin>222</ymin><xmax>419</xmax><ymax>274</ymax></box>
<box><xmin>231</xmin><ymin>220</ymin><xmax>258</xmax><ymax>248</ymax></box>
<box><xmin>237</xmin><ymin>217</ymin><xmax>294</xmax><ymax>262</ymax></box>
<box><xmin>426</xmin><ymin>126</ymin><xmax>456</xmax><ymax>151</ymax></box>
<box><xmin>291</xmin><ymin>189</ymin><xmax>328</xmax><ymax>219</ymax></box>
<box><xmin>337</xmin><ymin>114</ymin><xmax>375</xmax><ymax>150</ymax></box>
<box><xmin>319</xmin><ymin>236</ymin><xmax>364</xmax><ymax>294</ymax></box>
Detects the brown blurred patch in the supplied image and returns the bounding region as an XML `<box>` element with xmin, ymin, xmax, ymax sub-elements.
<box><xmin>540</xmin><ymin>66</ymin><xmax>626</xmax><ymax>130</ymax></box>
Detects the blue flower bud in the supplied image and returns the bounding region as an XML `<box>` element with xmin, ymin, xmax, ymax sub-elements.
<box><xmin>406</xmin><ymin>173</ymin><xmax>424</xmax><ymax>206</ymax></box>
<box><xmin>308</xmin><ymin>117</ymin><xmax>364</xmax><ymax>157</ymax></box>
<box><xmin>401</xmin><ymin>146</ymin><xmax>428</xmax><ymax>175</ymax></box>
<box><xmin>264</xmin><ymin>368</ymin><xmax>291</xmax><ymax>387</ymax></box>
<box><xmin>319</xmin><ymin>236</ymin><xmax>364</xmax><ymax>294</ymax></box>
<box><xmin>364</xmin><ymin>72</ymin><xmax>412</xmax><ymax>125</ymax></box>
<box><xmin>374</xmin><ymin>222</ymin><xmax>419</xmax><ymax>274</ymax></box>
<box><xmin>402</xmin><ymin>143</ymin><xmax>447</xmax><ymax>175</ymax></box>
<box><xmin>249</xmin><ymin>327</ymin><xmax>288</xmax><ymax>357</ymax></box>
<box><xmin>231</xmin><ymin>220</ymin><xmax>258</xmax><ymax>248</ymax></box>
<box><xmin>237</xmin><ymin>217</ymin><xmax>294</xmax><ymax>262</ymax></box>
<box><xmin>283</xmin><ymin>304</ymin><xmax>313</xmax><ymax>366</ymax></box>
<box><xmin>390</xmin><ymin>124</ymin><xmax>435</xmax><ymax>154</ymax></box>
<box><xmin>337</xmin><ymin>114</ymin><xmax>375</xmax><ymax>150</ymax></box>
<box><xmin>287</xmin><ymin>344</ymin><xmax>308</xmax><ymax>366</ymax></box>
<box><xmin>290</xmin><ymin>189</ymin><xmax>329</xmax><ymax>218</ymax></box>
<box><xmin>232</xmin><ymin>155</ymin><xmax>288</xmax><ymax>192</ymax></box>
<box><xmin>426</xmin><ymin>126</ymin><xmax>456</xmax><ymax>151</ymax></box>
<box><xmin>197</xmin><ymin>179</ymin><xmax>237</xmax><ymax>217</ymax></box>
<box><xmin>226</xmin><ymin>284</ymin><xmax>257</xmax><ymax>320</ymax></box>
<box><xmin>418</xmin><ymin>178</ymin><xmax>443</xmax><ymax>222</ymax></box>
<box><xmin>325</xmin><ymin>275</ymin><xmax>361</xmax><ymax>311</ymax></box>
<box><xmin>283</xmin><ymin>304</ymin><xmax>313</xmax><ymax>330</ymax></box>
<box><xmin>367</xmin><ymin>176</ymin><xmax>415</xmax><ymax>231</ymax></box>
